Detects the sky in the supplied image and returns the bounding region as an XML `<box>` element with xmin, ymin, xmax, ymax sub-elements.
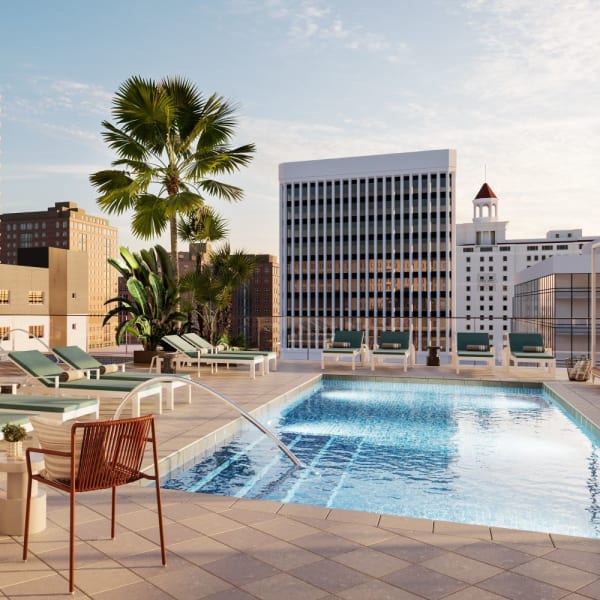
<box><xmin>1</xmin><ymin>0</ymin><xmax>599</xmax><ymax>256</ymax></box>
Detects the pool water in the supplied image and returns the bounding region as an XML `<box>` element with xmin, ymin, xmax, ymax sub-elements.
<box><xmin>163</xmin><ymin>379</ymin><xmax>600</xmax><ymax>538</ymax></box>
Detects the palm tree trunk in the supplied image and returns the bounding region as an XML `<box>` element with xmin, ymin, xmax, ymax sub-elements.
<box><xmin>170</xmin><ymin>215</ymin><xmax>179</xmax><ymax>280</ymax></box>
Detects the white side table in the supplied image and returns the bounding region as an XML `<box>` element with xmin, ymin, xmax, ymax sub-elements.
<box><xmin>0</xmin><ymin>453</ymin><xmax>46</xmax><ymax>535</ymax></box>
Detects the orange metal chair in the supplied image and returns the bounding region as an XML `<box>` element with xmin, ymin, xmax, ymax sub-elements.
<box><xmin>23</xmin><ymin>415</ymin><xmax>166</xmax><ymax>593</ymax></box>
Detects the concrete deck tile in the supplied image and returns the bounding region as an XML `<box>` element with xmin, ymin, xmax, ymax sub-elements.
<box><xmin>246</xmin><ymin>538</ymin><xmax>322</xmax><ymax>570</ymax></box>
<box><xmin>332</xmin><ymin>547</ymin><xmax>410</xmax><ymax>577</ymax></box>
<box><xmin>241</xmin><ymin>572</ymin><xmax>330</xmax><ymax>600</ymax></box>
<box><xmin>322</xmin><ymin>521</ymin><xmax>397</xmax><ymax>546</ymax></box>
<box><xmin>203</xmin><ymin>588</ymin><xmax>260</xmax><ymax>600</ymax></box>
<box><xmin>1</xmin><ymin>573</ymin><xmax>87</xmax><ymax>598</ymax></box>
<box><xmin>370</xmin><ymin>533</ymin><xmax>446</xmax><ymax>563</ymax></box>
<box><xmin>490</xmin><ymin>526</ymin><xmax>554</xmax><ymax>547</ymax></box>
<box><xmin>337</xmin><ymin>578</ymin><xmax>423</xmax><ymax>599</ymax></box>
<box><xmin>148</xmin><ymin>563</ymin><xmax>231</xmax><ymax>599</ymax></box>
<box><xmin>219</xmin><ymin>507</ymin><xmax>280</xmax><ymax>526</ymax></box>
<box><xmin>278</xmin><ymin>503</ymin><xmax>331</xmax><ymax>520</ymax></box>
<box><xmin>442</xmin><ymin>588</ymin><xmax>508</xmax><ymax>600</ymax></box>
<box><xmin>232</xmin><ymin>498</ymin><xmax>283</xmax><ymax>514</ymax></box>
<box><xmin>168</xmin><ymin>536</ymin><xmax>239</xmax><ymax>566</ymax></box>
<box><xmin>202</xmin><ymin>553</ymin><xmax>280</xmax><ymax>586</ymax></box>
<box><xmin>478</xmin><ymin>571</ymin><xmax>569</xmax><ymax>600</ymax></box>
<box><xmin>552</xmin><ymin>535</ymin><xmax>600</xmax><ymax>554</ymax></box>
<box><xmin>512</xmin><ymin>556</ymin><xmax>598</xmax><ymax>591</ymax></box>
<box><xmin>453</xmin><ymin>540</ymin><xmax>535</xmax><ymax>569</ymax></box>
<box><xmin>434</xmin><ymin>520</ymin><xmax>492</xmax><ymax>540</ymax></box>
<box><xmin>421</xmin><ymin>551</ymin><xmax>503</xmax><ymax>584</ymax></box>
<box><xmin>545</xmin><ymin>548</ymin><xmax>600</xmax><ymax>575</ymax></box>
<box><xmin>87</xmin><ymin>529</ymin><xmax>161</xmax><ymax>558</ymax></box>
<box><xmin>60</xmin><ymin>560</ymin><xmax>144</xmax><ymax>596</ymax></box>
<box><xmin>566</xmin><ymin>578</ymin><xmax>600</xmax><ymax>599</ymax></box>
<box><xmin>213</xmin><ymin>526</ymin><xmax>283</xmax><ymax>553</ymax></box>
<box><xmin>382</xmin><ymin>564</ymin><xmax>468</xmax><ymax>599</ymax></box>
<box><xmin>92</xmin><ymin>579</ymin><xmax>173</xmax><ymax>600</ymax></box>
<box><xmin>378</xmin><ymin>514</ymin><xmax>434</xmax><ymax>533</ymax></box>
<box><xmin>291</xmin><ymin>531</ymin><xmax>364</xmax><ymax>558</ymax></box>
<box><xmin>251</xmin><ymin>516</ymin><xmax>323</xmax><ymax>541</ymax></box>
<box><xmin>181</xmin><ymin>512</ymin><xmax>246</xmax><ymax>536</ymax></box>
<box><xmin>402</xmin><ymin>529</ymin><xmax>483</xmax><ymax>551</ymax></box>
<box><xmin>326</xmin><ymin>508</ymin><xmax>380</xmax><ymax>526</ymax></box>
<box><xmin>290</xmin><ymin>557</ymin><xmax>372</xmax><ymax>592</ymax></box>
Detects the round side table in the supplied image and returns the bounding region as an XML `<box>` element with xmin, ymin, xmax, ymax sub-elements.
<box><xmin>0</xmin><ymin>453</ymin><xmax>46</xmax><ymax>535</ymax></box>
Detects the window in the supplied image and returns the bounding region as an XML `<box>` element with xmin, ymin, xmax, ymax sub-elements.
<box><xmin>480</xmin><ymin>257</ymin><xmax>484</xmax><ymax>262</ymax></box>
<box><xmin>466</xmin><ymin>257</ymin><xmax>470</xmax><ymax>263</ymax></box>
<box><xmin>466</xmin><ymin>276</ymin><xmax>470</xmax><ymax>282</ymax></box>
<box><xmin>557</xmin><ymin>244</ymin><xmax>568</xmax><ymax>250</ymax></box>
<box><xmin>28</xmin><ymin>325</ymin><xmax>44</xmax><ymax>338</ymax></box>
<box><xmin>0</xmin><ymin>327</ymin><xmax>9</xmax><ymax>341</ymax></box>
<box><xmin>503</xmin><ymin>266</ymin><xmax>507</xmax><ymax>271</ymax></box>
<box><xmin>28</xmin><ymin>291</ymin><xmax>44</xmax><ymax>304</ymax></box>
<box><xmin>466</xmin><ymin>324</ymin><xmax>471</xmax><ymax>330</ymax></box>
<box><xmin>503</xmin><ymin>256</ymin><xmax>507</xmax><ymax>262</ymax></box>
<box><xmin>466</xmin><ymin>266</ymin><xmax>471</xmax><ymax>272</ymax></box>
<box><xmin>0</xmin><ymin>290</ymin><xmax>9</xmax><ymax>304</ymax></box>
<box><xmin>527</xmin><ymin>245</ymin><xmax>539</xmax><ymax>251</ymax></box>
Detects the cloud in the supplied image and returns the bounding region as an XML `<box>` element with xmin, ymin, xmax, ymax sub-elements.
<box><xmin>462</xmin><ymin>0</ymin><xmax>600</xmax><ymax>105</ymax></box>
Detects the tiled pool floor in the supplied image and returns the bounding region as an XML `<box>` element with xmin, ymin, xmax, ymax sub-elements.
<box><xmin>1</xmin><ymin>359</ymin><xmax>599</xmax><ymax>598</ymax></box>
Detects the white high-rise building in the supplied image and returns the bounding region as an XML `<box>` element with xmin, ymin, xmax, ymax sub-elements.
<box><xmin>455</xmin><ymin>183</ymin><xmax>598</xmax><ymax>358</ymax></box>
<box><xmin>279</xmin><ymin>149</ymin><xmax>456</xmax><ymax>359</ymax></box>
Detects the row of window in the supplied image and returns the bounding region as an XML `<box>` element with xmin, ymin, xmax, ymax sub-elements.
<box><xmin>0</xmin><ymin>325</ymin><xmax>44</xmax><ymax>340</ymax></box>
<box><xmin>0</xmin><ymin>290</ymin><xmax>45</xmax><ymax>304</ymax></box>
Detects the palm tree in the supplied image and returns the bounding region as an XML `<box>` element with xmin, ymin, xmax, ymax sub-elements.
<box><xmin>180</xmin><ymin>243</ymin><xmax>255</xmax><ymax>344</ymax></box>
<box><xmin>177</xmin><ymin>205</ymin><xmax>229</xmax><ymax>274</ymax></box>
<box><xmin>89</xmin><ymin>75</ymin><xmax>255</xmax><ymax>277</ymax></box>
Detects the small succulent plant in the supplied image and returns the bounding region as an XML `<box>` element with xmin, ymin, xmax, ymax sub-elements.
<box><xmin>1</xmin><ymin>423</ymin><xmax>28</xmax><ymax>442</ymax></box>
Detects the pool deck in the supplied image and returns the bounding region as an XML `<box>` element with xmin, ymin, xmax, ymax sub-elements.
<box><xmin>1</xmin><ymin>358</ymin><xmax>600</xmax><ymax>599</ymax></box>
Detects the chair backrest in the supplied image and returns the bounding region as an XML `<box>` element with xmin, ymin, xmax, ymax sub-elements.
<box><xmin>332</xmin><ymin>330</ymin><xmax>364</xmax><ymax>349</ymax></box>
<box><xmin>161</xmin><ymin>335</ymin><xmax>196</xmax><ymax>353</ymax></box>
<box><xmin>8</xmin><ymin>350</ymin><xmax>64</xmax><ymax>387</ymax></box>
<box><xmin>73</xmin><ymin>416</ymin><xmax>153</xmax><ymax>491</ymax></box>
<box><xmin>509</xmin><ymin>332</ymin><xmax>544</xmax><ymax>352</ymax></box>
<box><xmin>182</xmin><ymin>332</ymin><xmax>214</xmax><ymax>351</ymax></box>
<box><xmin>378</xmin><ymin>331</ymin><xmax>410</xmax><ymax>349</ymax></box>
<box><xmin>456</xmin><ymin>332</ymin><xmax>490</xmax><ymax>351</ymax></box>
<box><xmin>54</xmin><ymin>346</ymin><xmax>101</xmax><ymax>371</ymax></box>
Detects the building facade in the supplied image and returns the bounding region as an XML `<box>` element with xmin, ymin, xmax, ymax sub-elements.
<box><xmin>512</xmin><ymin>252</ymin><xmax>600</xmax><ymax>364</ymax></box>
<box><xmin>455</xmin><ymin>183</ymin><xmax>598</xmax><ymax>358</ymax></box>
<box><xmin>0</xmin><ymin>202</ymin><xmax>118</xmax><ymax>349</ymax></box>
<box><xmin>0</xmin><ymin>247</ymin><xmax>88</xmax><ymax>351</ymax></box>
<box><xmin>279</xmin><ymin>149</ymin><xmax>456</xmax><ymax>359</ymax></box>
<box><xmin>230</xmin><ymin>255</ymin><xmax>280</xmax><ymax>351</ymax></box>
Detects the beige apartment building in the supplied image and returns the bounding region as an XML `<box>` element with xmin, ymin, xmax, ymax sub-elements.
<box><xmin>0</xmin><ymin>202</ymin><xmax>118</xmax><ymax>349</ymax></box>
<box><xmin>0</xmin><ymin>247</ymin><xmax>88</xmax><ymax>351</ymax></box>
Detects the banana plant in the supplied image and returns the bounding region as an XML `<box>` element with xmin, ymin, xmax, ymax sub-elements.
<box><xmin>103</xmin><ymin>245</ymin><xmax>187</xmax><ymax>350</ymax></box>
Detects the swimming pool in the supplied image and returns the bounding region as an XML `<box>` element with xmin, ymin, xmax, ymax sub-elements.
<box><xmin>163</xmin><ymin>378</ymin><xmax>600</xmax><ymax>538</ymax></box>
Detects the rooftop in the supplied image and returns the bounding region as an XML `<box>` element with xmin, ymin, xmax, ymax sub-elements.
<box><xmin>1</xmin><ymin>358</ymin><xmax>599</xmax><ymax>598</ymax></box>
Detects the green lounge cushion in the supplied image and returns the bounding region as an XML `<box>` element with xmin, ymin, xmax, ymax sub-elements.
<box><xmin>0</xmin><ymin>395</ymin><xmax>97</xmax><ymax>414</ymax></box>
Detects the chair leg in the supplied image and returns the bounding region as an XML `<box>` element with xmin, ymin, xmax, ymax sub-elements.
<box><xmin>69</xmin><ymin>489</ymin><xmax>76</xmax><ymax>593</ymax></box>
<box><xmin>22</xmin><ymin>474</ymin><xmax>33</xmax><ymax>561</ymax></box>
<box><xmin>111</xmin><ymin>486</ymin><xmax>117</xmax><ymax>539</ymax></box>
<box><xmin>155</xmin><ymin>481</ymin><xmax>167</xmax><ymax>566</ymax></box>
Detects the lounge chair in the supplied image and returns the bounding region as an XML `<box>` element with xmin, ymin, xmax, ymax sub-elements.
<box><xmin>161</xmin><ymin>335</ymin><xmax>265</xmax><ymax>379</ymax></box>
<box><xmin>321</xmin><ymin>330</ymin><xmax>366</xmax><ymax>371</ymax></box>
<box><xmin>7</xmin><ymin>350</ymin><xmax>163</xmax><ymax>418</ymax></box>
<box><xmin>181</xmin><ymin>332</ymin><xmax>277</xmax><ymax>373</ymax></box>
<box><xmin>0</xmin><ymin>396</ymin><xmax>98</xmax><ymax>422</ymax></box>
<box><xmin>453</xmin><ymin>332</ymin><xmax>495</xmax><ymax>374</ymax></box>
<box><xmin>371</xmin><ymin>331</ymin><xmax>415</xmax><ymax>372</ymax></box>
<box><xmin>505</xmin><ymin>333</ymin><xmax>556</xmax><ymax>375</ymax></box>
<box><xmin>53</xmin><ymin>345</ymin><xmax>192</xmax><ymax>411</ymax></box>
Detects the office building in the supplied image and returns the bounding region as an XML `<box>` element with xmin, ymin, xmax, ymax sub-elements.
<box><xmin>512</xmin><ymin>251</ymin><xmax>600</xmax><ymax>363</ymax></box>
<box><xmin>231</xmin><ymin>255</ymin><xmax>280</xmax><ymax>351</ymax></box>
<box><xmin>279</xmin><ymin>149</ymin><xmax>456</xmax><ymax>359</ymax></box>
<box><xmin>455</xmin><ymin>183</ymin><xmax>598</xmax><ymax>357</ymax></box>
<box><xmin>0</xmin><ymin>202</ymin><xmax>118</xmax><ymax>349</ymax></box>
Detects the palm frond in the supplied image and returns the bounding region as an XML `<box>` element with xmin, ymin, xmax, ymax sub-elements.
<box><xmin>130</xmin><ymin>195</ymin><xmax>169</xmax><ymax>239</ymax></box>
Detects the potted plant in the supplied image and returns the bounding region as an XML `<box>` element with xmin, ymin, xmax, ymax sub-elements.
<box><xmin>103</xmin><ymin>245</ymin><xmax>187</xmax><ymax>363</ymax></box>
<box><xmin>2</xmin><ymin>423</ymin><xmax>27</xmax><ymax>459</ymax></box>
